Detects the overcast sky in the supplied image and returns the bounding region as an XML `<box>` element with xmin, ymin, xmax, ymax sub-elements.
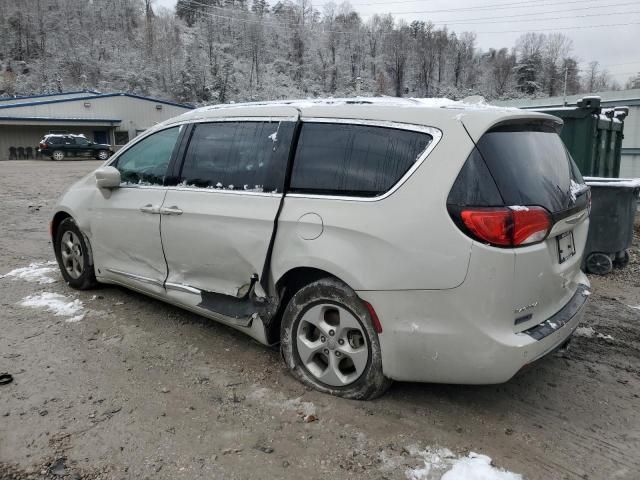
<box><xmin>153</xmin><ymin>0</ymin><xmax>640</xmax><ymax>86</ymax></box>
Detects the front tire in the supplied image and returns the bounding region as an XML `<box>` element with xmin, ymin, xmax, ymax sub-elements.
<box><xmin>54</xmin><ymin>217</ymin><xmax>98</xmax><ymax>290</ymax></box>
<box><xmin>280</xmin><ymin>277</ymin><xmax>391</xmax><ymax>400</ymax></box>
<box><xmin>96</xmin><ymin>150</ymin><xmax>110</xmax><ymax>161</ymax></box>
<box><xmin>52</xmin><ymin>150</ymin><xmax>65</xmax><ymax>161</ymax></box>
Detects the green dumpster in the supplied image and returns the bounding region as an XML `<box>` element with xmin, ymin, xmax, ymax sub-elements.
<box><xmin>534</xmin><ymin>96</ymin><xmax>627</xmax><ymax>178</ymax></box>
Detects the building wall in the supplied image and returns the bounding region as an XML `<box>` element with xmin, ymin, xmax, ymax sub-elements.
<box><xmin>0</xmin><ymin>95</ymin><xmax>189</xmax><ymax>138</ymax></box>
<box><xmin>0</xmin><ymin>125</ymin><xmax>113</xmax><ymax>160</ymax></box>
<box><xmin>0</xmin><ymin>94</ymin><xmax>192</xmax><ymax>159</ymax></box>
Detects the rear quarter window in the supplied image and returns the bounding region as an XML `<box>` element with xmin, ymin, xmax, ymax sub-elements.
<box><xmin>290</xmin><ymin>123</ymin><xmax>433</xmax><ymax>197</ymax></box>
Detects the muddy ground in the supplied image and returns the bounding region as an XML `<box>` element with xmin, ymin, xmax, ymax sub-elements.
<box><xmin>1</xmin><ymin>160</ymin><xmax>639</xmax><ymax>480</ymax></box>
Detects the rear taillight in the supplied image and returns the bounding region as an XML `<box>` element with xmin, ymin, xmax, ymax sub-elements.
<box><xmin>39</xmin><ymin>142</ymin><xmax>47</xmax><ymax>149</ymax></box>
<box><xmin>455</xmin><ymin>206</ymin><xmax>551</xmax><ymax>248</ymax></box>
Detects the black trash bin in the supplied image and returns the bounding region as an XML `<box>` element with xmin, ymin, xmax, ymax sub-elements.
<box><xmin>583</xmin><ymin>177</ymin><xmax>640</xmax><ymax>275</ymax></box>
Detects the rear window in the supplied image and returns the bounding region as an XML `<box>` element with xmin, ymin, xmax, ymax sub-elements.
<box><xmin>475</xmin><ymin>123</ymin><xmax>584</xmax><ymax>212</ymax></box>
<box><xmin>290</xmin><ymin>123</ymin><xmax>432</xmax><ymax>197</ymax></box>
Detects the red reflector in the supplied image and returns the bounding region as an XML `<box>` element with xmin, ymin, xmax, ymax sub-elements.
<box><xmin>460</xmin><ymin>206</ymin><xmax>551</xmax><ymax>247</ymax></box>
<box><xmin>363</xmin><ymin>300</ymin><xmax>383</xmax><ymax>334</ymax></box>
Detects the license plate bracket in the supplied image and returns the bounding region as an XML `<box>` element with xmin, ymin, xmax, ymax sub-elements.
<box><xmin>557</xmin><ymin>232</ymin><xmax>576</xmax><ymax>264</ymax></box>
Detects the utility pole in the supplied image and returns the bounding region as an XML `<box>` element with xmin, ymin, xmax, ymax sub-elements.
<box><xmin>562</xmin><ymin>65</ymin><xmax>569</xmax><ymax>106</ymax></box>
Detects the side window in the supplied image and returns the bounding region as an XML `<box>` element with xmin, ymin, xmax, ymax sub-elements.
<box><xmin>179</xmin><ymin>121</ymin><xmax>293</xmax><ymax>192</ymax></box>
<box><xmin>290</xmin><ymin>123</ymin><xmax>433</xmax><ymax>197</ymax></box>
<box><xmin>73</xmin><ymin>137</ymin><xmax>90</xmax><ymax>146</ymax></box>
<box><xmin>115</xmin><ymin>126</ymin><xmax>182</xmax><ymax>185</ymax></box>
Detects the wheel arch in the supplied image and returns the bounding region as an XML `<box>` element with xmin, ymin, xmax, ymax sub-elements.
<box><xmin>264</xmin><ymin>266</ymin><xmax>349</xmax><ymax>344</ymax></box>
<box><xmin>51</xmin><ymin>210</ymin><xmax>94</xmax><ymax>266</ymax></box>
<box><xmin>50</xmin><ymin>210</ymin><xmax>72</xmax><ymax>241</ymax></box>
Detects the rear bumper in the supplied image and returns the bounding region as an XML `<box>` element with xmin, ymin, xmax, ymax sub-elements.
<box><xmin>357</xmin><ymin>284</ymin><xmax>590</xmax><ymax>384</ymax></box>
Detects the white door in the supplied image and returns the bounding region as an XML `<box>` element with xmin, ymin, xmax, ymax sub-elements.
<box><xmin>90</xmin><ymin>126</ymin><xmax>184</xmax><ymax>294</ymax></box>
<box><xmin>160</xmin><ymin>120</ymin><xmax>295</xmax><ymax>301</ymax></box>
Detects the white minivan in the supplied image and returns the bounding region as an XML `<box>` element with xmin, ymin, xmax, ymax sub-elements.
<box><xmin>51</xmin><ymin>98</ymin><xmax>591</xmax><ymax>399</ymax></box>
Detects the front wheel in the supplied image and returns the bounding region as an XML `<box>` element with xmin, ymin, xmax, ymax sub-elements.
<box><xmin>54</xmin><ymin>217</ymin><xmax>98</xmax><ymax>290</ymax></box>
<box><xmin>280</xmin><ymin>277</ymin><xmax>391</xmax><ymax>400</ymax></box>
<box><xmin>52</xmin><ymin>150</ymin><xmax>65</xmax><ymax>161</ymax></box>
<box><xmin>96</xmin><ymin>150</ymin><xmax>110</xmax><ymax>161</ymax></box>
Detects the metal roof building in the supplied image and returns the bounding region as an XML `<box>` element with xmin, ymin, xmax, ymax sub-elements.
<box><xmin>0</xmin><ymin>91</ymin><xmax>193</xmax><ymax>160</ymax></box>
<box><xmin>493</xmin><ymin>89</ymin><xmax>640</xmax><ymax>178</ymax></box>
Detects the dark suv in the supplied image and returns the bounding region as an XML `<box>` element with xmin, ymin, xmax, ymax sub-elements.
<box><xmin>39</xmin><ymin>134</ymin><xmax>113</xmax><ymax>161</ymax></box>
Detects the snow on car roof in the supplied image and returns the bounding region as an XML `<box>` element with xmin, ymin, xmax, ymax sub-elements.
<box><xmin>191</xmin><ymin>96</ymin><xmax>520</xmax><ymax>113</ymax></box>
<box><xmin>159</xmin><ymin>96</ymin><xmax>555</xmax><ymax>140</ymax></box>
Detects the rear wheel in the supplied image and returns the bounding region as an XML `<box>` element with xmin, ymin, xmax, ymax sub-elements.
<box><xmin>586</xmin><ymin>252</ymin><xmax>613</xmax><ymax>275</ymax></box>
<box><xmin>52</xmin><ymin>150</ymin><xmax>65</xmax><ymax>161</ymax></box>
<box><xmin>96</xmin><ymin>150</ymin><xmax>110</xmax><ymax>161</ymax></box>
<box><xmin>54</xmin><ymin>217</ymin><xmax>98</xmax><ymax>290</ymax></box>
<box><xmin>280</xmin><ymin>277</ymin><xmax>391</xmax><ymax>400</ymax></box>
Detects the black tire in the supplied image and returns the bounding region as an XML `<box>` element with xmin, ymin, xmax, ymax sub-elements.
<box><xmin>280</xmin><ymin>277</ymin><xmax>392</xmax><ymax>400</ymax></box>
<box><xmin>96</xmin><ymin>150</ymin><xmax>110</xmax><ymax>161</ymax></box>
<box><xmin>52</xmin><ymin>150</ymin><xmax>65</xmax><ymax>161</ymax></box>
<box><xmin>613</xmin><ymin>250</ymin><xmax>630</xmax><ymax>269</ymax></box>
<box><xmin>585</xmin><ymin>252</ymin><xmax>613</xmax><ymax>275</ymax></box>
<box><xmin>53</xmin><ymin>217</ymin><xmax>98</xmax><ymax>290</ymax></box>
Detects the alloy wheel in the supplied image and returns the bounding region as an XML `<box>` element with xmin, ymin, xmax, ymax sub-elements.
<box><xmin>296</xmin><ymin>303</ymin><xmax>369</xmax><ymax>387</ymax></box>
<box><xmin>60</xmin><ymin>231</ymin><xmax>84</xmax><ymax>279</ymax></box>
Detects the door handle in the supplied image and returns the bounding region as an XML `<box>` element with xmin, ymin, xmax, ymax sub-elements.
<box><xmin>139</xmin><ymin>204</ymin><xmax>161</xmax><ymax>214</ymax></box>
<box><xmin>160</xmin><ymin>206</ymin><xmax>183</xmax><ymax>215</ymax></box>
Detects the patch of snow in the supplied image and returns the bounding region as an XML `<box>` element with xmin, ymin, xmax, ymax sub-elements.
<box><xmin>584</xmin><ymin>176</ymin><xmax>640</xmax><ymax>188</ymax></box>
<box><xmin>19</xmin><ymin>292</ymin><xmax>84</xmax><ymax>319</ymax></box>
<box><xmin>508</xmin><ymin>205</ymin><xmax>530</xmax><ymax>212</ymax></box>
<box><xmin>405</xmin><ymin>448</ymin><xmax>521</xmax><ymax>480</ymax></box>
<box><xmin>574</xmin><ymin>326</ymin><xmax>595</xmax><ymax>337</ymax></box>
<box><xmin>268</xmin><ymin>131</ymin><xmax>278</xmax><ymax>142</ymax></box>
<box><xmin>574</xmin><ymin>326</ymin><xmax>614</xmax><ymax>341</ymax></box>
<box><xmin>1</xmin><ymin>261</ymin><xmax>58</xmax><ymax>284</ymax></box>
<box><xmin>570</xmin><ymin>179</ymin><xmax>588</xmax><ymax>202</ymax></box>
<box><xmin>627</xmin><ymin>304</ymin><xmax>640</xmax><ymax>310</ymax></box>
<box><xmin>440</xmin><ymin>453</ymin><xmax>522</xmax><ymax>480</ymax></box>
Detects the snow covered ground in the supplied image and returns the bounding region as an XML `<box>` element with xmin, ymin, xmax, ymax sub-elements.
<box><xmin>19</xmin><ymin>292</ymin><xmax>85</xmax><ymax>323</ymax></box>
<box><xmin>1</xmin><ymin>261</ymin><xmax>58</xmax><ymax>284</ymax></box>
<box><xmin>402</xmin><ymin>447</ymin><xmax>522</xmax><ymax>480</ymax></box>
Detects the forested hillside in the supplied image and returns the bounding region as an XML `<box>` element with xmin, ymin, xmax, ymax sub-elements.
<box><xmin>0</xmin><ymin>0</ymin><xmax>633</xmax><ymax>104</ymax></box>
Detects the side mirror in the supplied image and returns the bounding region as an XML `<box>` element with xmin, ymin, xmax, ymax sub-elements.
<box><xmin>95</xmin><ymin>166</ymin><xmax>121</xmax><ymax>189</ymax></box>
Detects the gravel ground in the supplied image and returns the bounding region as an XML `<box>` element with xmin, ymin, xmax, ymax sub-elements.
<box><xmin>1</xmin><ymin>160</ymin><xmax>639</xmax><ymax>480</ymax></box>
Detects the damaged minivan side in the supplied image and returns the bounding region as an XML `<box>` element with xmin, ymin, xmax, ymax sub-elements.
<box><xmin>51</xmin><ymin>98</ymin><xmax>591</xmax><ymax>399</ymax></box>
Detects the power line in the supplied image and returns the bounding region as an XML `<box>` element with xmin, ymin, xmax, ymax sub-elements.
<box><xmin>177</xmin><ymin>3</ymin><xmax>640</xmax><ymax>37</ymax></box>
<box><xmin>413</xmin><ymin>1</ymin><xmax>638</xmax><ymax>25</ymax></box>
<box><xmin>182</xmin><ymin>0</ymin><xmax>640</xmax><ymax>34</ymax></box>
<box><xmin>351</xmin><ymin>0</ymin><xmax>609</xmax><ymax>14</ymax></box>
<box><xmin>434</xmin><ymin>9</ymin><xmax>640</xmax><ymax>27</ymax></box>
